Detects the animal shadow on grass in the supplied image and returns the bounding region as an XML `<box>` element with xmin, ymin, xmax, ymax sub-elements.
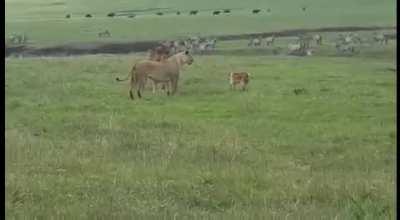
<box><xmin>319</xmin><ymin>87</ymin><xmax>331</xmax><ymax>92</ymax></box>
<box><xmin>293</xmin><ymin>88</ymin><xmax>307</xmax><ymax>95</ymax></box>
<box><xmin>383</xmin><ymin>67</ymin><xmax>396</xmax><ymax>72</ymax></box>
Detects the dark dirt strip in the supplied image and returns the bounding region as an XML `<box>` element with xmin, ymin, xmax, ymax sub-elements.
<box><xmin>5</xmin><ymin>26</ymin><xmax>396</xmax><ymax>57</ymax></box>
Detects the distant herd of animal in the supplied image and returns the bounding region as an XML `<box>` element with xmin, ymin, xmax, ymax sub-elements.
<box><xmin>65</xmin><ymin>8</ymin><xmax>288</xmax><ymax>19</ymax></box>
<box><xmin>144</xmin><ymin>31</ymin><xmax>392</xmax><ymax>57</ymax></box>
<box><xmin>246</xmin><ymin>31</ymin><xmax>392</xmax><ymax>55</ymax></box>
<box><xmin>98</xmin><ymin>31</ymin><xmax>391</xmax><ymax>57</ymax></box>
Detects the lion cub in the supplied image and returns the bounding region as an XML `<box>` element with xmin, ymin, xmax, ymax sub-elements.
<box><xmin>229</xmin><ymin>72</ymin><xmax>250</xmax><ymax>91</ymax></box>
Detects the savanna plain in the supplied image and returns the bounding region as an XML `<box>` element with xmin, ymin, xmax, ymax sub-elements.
<box><xmin>5</xmin><ymin>0</ymin><xmax>396</xmax><ymax>219</ymax></box>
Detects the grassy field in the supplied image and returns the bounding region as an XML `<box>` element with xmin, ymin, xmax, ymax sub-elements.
<box><xmin>5</xmin><ymin>0</ymin><xmax>396</xmax><ymax>219</ymax></box>
<box><xmin>5</xmin><ymin>0</ymin><xmax>396</xmax><ymax>46</ymax></box>
<box><xmin>5</xmin><ymin>41</ymin><xmax>396</xmax><ymax>218</ymax></box>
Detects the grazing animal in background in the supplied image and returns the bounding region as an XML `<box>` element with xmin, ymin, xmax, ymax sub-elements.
<box><xmin>223</xmin><ymin>9</ymin><xmax>231</xmax><ymax>13</ymax></box>
<box><xmin>189</xmin><ymin>10</ymin><xmax>198</xmax><ymax>15</ymax></box>
<box><xmin>272</xmin><ymin>47</ymin><xmax>282</xmax><ymax>55</ymax></box>
<box><xmin>98</xmin><ymin>30</ymin><xmax>111</xmax><ymax>38</ymax></box>
<box><xmin>85</xmin><ymin>14</ymin><xmax>92</xmax><ymax>18</ymax></box>
<box><xmin>172</xmin><ymin>40</ymin><xmax>181</xmax><ymax>54</ymax></box>
<box><xmin>107</xmin><ymin>12</ymin><xmax>115</xmax><ymax>17</ymax></box>
<box><xmin>313</xmin><ymin>34</ymin><xmax>322</xmax><ymax>45</ymax></box>
<box><xmin>200</xmin><ymin>38</ymin><xmax>217</xmax><ymax>52</ymax></box>
<box><xmin>297</xmin><ymin>34</ymin><xmax>312</xmax><ymax>49</ymax></box>
<box><xmin>160</xmin><ymin>40</ymin><xmax>175</xmax><ymax>53</ymax></box>
<box><xmin>340</xmin><ymin>33</ymin><xmax>362</xmax><ymax>44</ymax></box>
<box><xmin>248</xmin><ymin>37</ymin><xmax>262</xmax><ymax>47</ymax></box>
<box><xmin>156</xmin><ymin>12</ymin><xmax>163</xmax><ymax>16</ymax></box>
<box><xmin>213</xmin><ymin>11</ymin><xmax>221</xmax><ymax>15</ymax></box>
<box><xmin>352</xmin><ymin>34</ymin><xmax>362</xmax><ymax>44</ymax></box>
<box><xmin>336</xmin><ymin>34</ymin><xmax>348</xmax><ymax>45</ymax></box>
<box><xmin>148</xmin><ymin>45</ymin><xmax>170</xmax><ymax>62</ymax></box>
<box><xmin>229</xmin><ymin>72</ymin><xmax>250</xmax><ymax>91</ymax></box>
<box><xmin>185</xmin><ymin>36</ymin><xmax>203</xmax><ymax>52</ymax></box>
<box><xmin>336</xmin><ymin>43</ymin><xmax>357</xmax><ymax>54</ymax></box>
<box><xmin>209</xmin><ymin>39</ymin><xmax>217</xmax><ymax>49</ymax></box>
<box><xmin>176</xmin><ymin>11</ymin><xmax>181</xmax><ymax>15</ymax></box>
<box><xmin>373</xmin><ymin>32</ymin><xmax>388</xmax><ymax>45</ymax></box>
<box><xmin>305</xmin><ymin>48</ymin><xmax>314</xmax><ymax>56</ymax></box>
<box><xmin>128</xmin><ymin>15</ymin><xmax>136</xmax><ymax>18</ymax></box>
<box><xmin>198</xmin><ymin>43</ymin><xmax>208</xmax><ymax>53</ymax></box>
<box><xmin>252</xmin><ymin>9</ymin><xmax>261</xmax><ymax>14</ymax></box>
<box><xmin>336</xmin><ymin>33</ymin><xmax>354</xmax><ymax>45</ymax></box>
<box><xmin>288</xmin><ymin>43</ymin><xmax>302</xmax><ymax>54</ymax></box>
<box><xmin>265</xmin><ymin>35</ymin><xmax>275</xmax><ymax>46</ymax></box>
<box><xmin>116</xmin><ymin>51</ymin><xmax>194</xmax><ymax>99</ymax></box>
<box><xmin>301</xmin><ymin>6</ymin><xmax>307</xmax><ymax>11</ymax></box>
<box><xmin>8</xmin><ymin>33</ymin><xmax>27</xmax><ymax>44</ymax></box>
<box><xmin>344</xmin><ymin>34</ymin><xmax>353</xmax><ymax>44</ymax></box>
<box><xmin>65</xmin><ymin>14</ymin><xmax>71</xmax><ymax>18</ymax></box>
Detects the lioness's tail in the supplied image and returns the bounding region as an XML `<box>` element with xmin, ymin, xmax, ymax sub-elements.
<box><xmin>116</xmin><ymin>65</ymin><xmax>136</xmax><ymax>82</ymax></box>
<box><xmin>115</xmin><ymin>74</ymin><xmax>129</xmax><ymax>82</ymax></box>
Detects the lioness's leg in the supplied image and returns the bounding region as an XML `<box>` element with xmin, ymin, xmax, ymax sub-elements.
<box><xmin>171</xmin><ymin>80</ymin><xmax>177</xmax><ymax>95</ymax></box>
<box><xmin>171</xmin><ymin>77</ymin><xmax>179</xmax><ymax>95</ymax></box>
<box><xmin>151</xmin><ymin>80</ymin><xmax>157</xmax><ymax>94</ymax></box>
<box><xmin>232</xmin><ymin>83</ymin><xmax>237</xmax><ymax>90</ymax></box>
<box><xmin>129</xmin><ymin>77</ymin><xmax>135</xmax><ymax>100</ymax></box>
<box><xmin>242</xmin><ymin>83</ymin><xmax>248</xmax><ymax>91</ymax></box>
<box><xmin>166</xmin><ymin>81</ymin><xmax>172</xmax><ymax>96</ymax></box>
<box><xmin>136</xmin><ymin>76</ymin><xmax>147</xmax><ymax>99</ymax></box>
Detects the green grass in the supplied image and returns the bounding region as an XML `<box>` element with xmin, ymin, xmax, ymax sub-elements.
<box><xmin>5</xmin><ymin>0</ymin><xmax>396</xmax><ymax>218</ymax></box>
<box><xmin>5</xmin><ymin>43</ymin><xmax>396</xmax><ymax>218</ymax></box>
<box><xmin>5</xmin><ymin>0</ymin><xmax>396</xmax><ymax>46</ymax></box>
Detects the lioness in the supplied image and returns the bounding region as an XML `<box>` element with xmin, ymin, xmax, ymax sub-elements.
<box><xmin>116</xmin><ymin>51</ymin><xmax>194</xmax><ymax>99</ymax></box>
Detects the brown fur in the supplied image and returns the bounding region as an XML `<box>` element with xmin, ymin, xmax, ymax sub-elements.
<box><xmin>229</xmin><ymin>72</ymin><xmax>250</xmax><ymax>91</ymax></box>
<box><xmin>116</xmin><ymin>51</ymin><xmax>194</xmax><ymax>99</ymax></box>
<box><xmin>146</xmin><ymin>45</ymin><xmax>171</xmax><ymax>93</ymax></box>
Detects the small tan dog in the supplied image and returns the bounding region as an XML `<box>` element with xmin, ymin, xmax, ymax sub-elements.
<box><xmin>229</xmin><ymin>72</ymin><xmax>250</xmax><ymax>91</ymax></box>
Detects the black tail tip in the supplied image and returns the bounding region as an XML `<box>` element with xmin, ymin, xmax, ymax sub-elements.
<box><xmin>115</xmin><ymin>77</ymin><xmax>119</xmax><ymax>81</ymax></box>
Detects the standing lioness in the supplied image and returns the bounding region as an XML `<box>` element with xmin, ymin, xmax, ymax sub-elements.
<box><xmin>116</xmin><ymin>51</ymin><xmax>194</xmax><ymax>99</ymax></box>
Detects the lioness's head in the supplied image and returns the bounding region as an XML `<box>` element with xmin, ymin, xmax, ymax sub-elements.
<box><xmin>182</xmin><ymin>50</ymin><xmax>194</xmax><ymax>65</ymax></box>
